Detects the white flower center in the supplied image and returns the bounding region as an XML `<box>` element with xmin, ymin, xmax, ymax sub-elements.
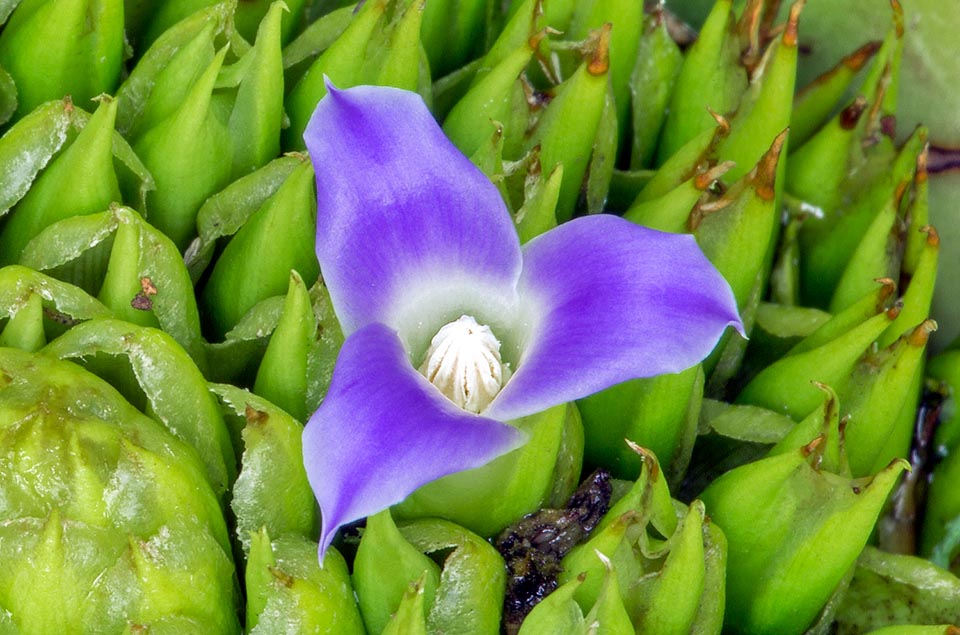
<box><xmin>418</xmin><ymin>315</ymin><xmax>506</xmax><ymax>414</ymax></box>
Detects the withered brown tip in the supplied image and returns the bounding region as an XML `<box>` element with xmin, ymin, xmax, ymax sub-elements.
<box><xmin>784</xmin><ymin>0</ymin><xmax>806</xmax><ymax>47</ymax></box>
<box><xmin>845</xmin><ymin>41</ymin><xmax>882</xmax><ymax>71</ymax></box>
<box><xmin>587</xmin><ymin>24</ymin><xmax>612</xmax><ymax>76</ymax></box>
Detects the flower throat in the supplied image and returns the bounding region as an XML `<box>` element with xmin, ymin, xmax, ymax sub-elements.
<box><xmin>418</xmin><ymin>315</ymin><xmax>506</xmax><ymax>413</ymax></box>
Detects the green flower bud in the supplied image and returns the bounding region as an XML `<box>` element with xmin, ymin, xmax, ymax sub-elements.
<box><xmin>565</xmin><ymin>448</ymin><xmax>725</xmax><ymax>635</ymax></box>
<box><xmin>18</xmin><ymin>205</ymin><xmax>207</xmax><ymax>369</ymax></box>
<box><xmin>382</xmin><ymin>575</ymin><xmax>430</xmax><ymax>635</ymax></box>
<box><xmin>794</xmin><ymin>24</ymin><xmax>917</xmax><ymax>311</ymax></box>
<box><xmin>584</xmin><ymin>552</ymin><xmax>636</xmax><ymax>635</ymax></box>
<box><xmin>401</xmin><ymin>518</ymin><xmax>508</xmax><ymax>634</ymax></box>
<box><xmin>224</xmin><ymin>1</ymin><xmax>286</xmax><ymax>179</ymax></box>
<box><xmin>394</xmin><ymin>402</ymin><xmax>584</xmax><ymax>538</ymax></box>
<box><xmin>431</xmin><ymin>0</ymin><xmax>544</xmax><ymax>118</ymax></box>
<box><xmin>695</xmin><ymin>130</ymin><xmax>786</xmax><ymax>321</ymax></box>
<box><xmin>628</xmin><ymin>501</ymin><xmax>716</xmax><ymax>635</ymax></box>
<box><xmin>353</xmin><ymin>511</ymin><xmax>506</xmax><ymax>635</ymax></box>
<box><xmin>0</xmin><ymin>0</ymin><xmax>123</xmax><ymax>121</ymax></box>
<box><xmin>137</xmin><ymin>0</ymin><xmax>254</xmax><ymax>54</ymax></box>
<box><xmin>513</xmin><ymin>159</ymin><xmax>562</xmax><ymax>244</ymax></box>
<box><xmin>366</xmin><ymin>0</ymin><xmax>427</xmax><ymax>95</ymax></box>
<box><xmin>285</xmin><ymin>0</ymin><xmax>429</xmax><ymax>149</ymax></box>
<box><xmin>0</xmin><ymin>285</ymin><xmax>45</xmax><ymax>351</ymax></box>
<box><xmin>115</xmin><ymin>1</ymin><xmax>232</xmax><ymax>137</ymax></box>
<box><xmin>633</xmin><ymin>119</ymin><xmax>728</xmax><ymax>209</ymax></box>
<box><xmin>516</xmin><ymin>575</ymin><xmax>586</xmax><ymax>635</ymax></box>
<box><xmin>577</xmin><ymin>366</ymin><xmax>703</xmax><ymax>481</ymax></box>
<box><xmin>843</xmin><ymin>321</ymin><xmax>935</xmax><ymax>477</ymax></box>
<box><xmin>215</xmin><ymin>383</ymin><xmax>318</xmax><ymax>551</ymax></box>
<box><xmin>656</xmin><ymin>0</ymin><xmax>746</xmax><ymax>163</ymax></box>
<box><xmin>234</xmin><ymin>0</ymin><xmax>305</xmax><ymax>45</ymax></box>
<box><xmin>716</xmin><ymin>1</ymin><xmax>801</xmax><ymax>184</ymax></box>
<box><xmin>44</xmin><ymin>318</ymin><xmax>236</xmax><ymax>497</ymax></box>
<box><xmin>245</xmin><ymin>528</ymin><xmax>364</xmax><ymax>634</ymax></box>
<box><xmin>0</xmin><ymin>97</ymin><xmax>121</xmax><ymax>267</ymax></box>
<box><xmin>700</xmin><ymin>436</ymin><xmax>908</xmax><ymax>635</ymax></box>
<box><xmin>902</xmin><ymin>142</ymin><xmax>931</xmax><ymax>276</ymax></box>
<box><xmin>599</xmin><ymin>445</ymin><xmax>676</xmax><ymax>538</ymax></box>
<box><xmin>565</xmin><ymin>0</ymin><xmax>642</xmax><ymax>147</ymax></box>
<box><xmin>856</xmin><ymin>0</ymin><xmax>904</xmax><ymax>126</ymax></box>
<box><xmin>132</xmin><ymin>46</ymin><xmax>233</xmax><ymax>250</ymax></box>
<box><xmin>281</xmin><ymin>4</ymin><xmax>354</xmax><ymax>83</ymax></box>
<box><xmin>467</xmin><ymin>121</ymin><xmax>508</xmax><ymax>187</ymax></box>
<box><xmin>790</xmin><ymin>40</ymin><xmax>879</xmax><ymax>148</ymax></box>
<box><xmin>559</xmin><ymin>512</ymin><xmax>639</xmax><ymax>614</ymax></box>
<box><xmin>353</xmin><ymin>510</ymin><xmax>442</xmax><ymax>634</ymax></box>
<box><xmin>769</xmin><ymin>383</ymin><xmax>844</xmax><ymax>474</ymax></box>
<box><xmin>629</xmin><ymin>8</ymin><xmax>683</xmax><ymax>169</ymax></box>
<box><xmin>737</xmin><ymin>299</ymin><xmax>896</xmax><ymax>420</ymax></box>
<box><xmin>694</xmin><ymin>130</ymin><xmax>787</xmax><ymax>387</ymax></box>
<box><xmin>0</xmin><ymin>348</ymin><xmax>238</xmax><ymax>632</ymax></box>
<box><xmin>879</xmin><ymin>224</ymin><xmax>938</xmax><ymax>349</ymax></box>
<box><xmin>786</xmin><ymin>95</ymin><xmax>867</xmax><ymax>216</ymax></box>
<box><xmin>792</xmin><ymin>279</ymin><xmax>897</xmax><ymax>355</ymax></box>
<box><xmin>525</xmin><ymin>27</ymin><xmax>613</xmax><ymax>222</ymax></box>
<box><xmin>200</xmin><ymin>157</ymin><xmax>318</xmax><ymax>338</ymax></box>
<box><xmin>0</xmin><ymin>265</ymin><xmax>113</xmax><ymax>349</ymax></box>
<box><xmin>420</xmin><ymin>0</ymin><xmax>487</xmax><ymax>78</ymax></box>
<box><xmin>187</xmin><ymin>154</ymin><xmax>301</xmax><ymax>281</ymax></box>
<box><xmin>826</xmin><ymin>177</ymin><xmax>909</xmax><ymax>314</ymax></box>
<box><xmin>443</xmin><ymin>34</ymin><xmax>537</xmax><ymax>158</ymax></box>
<box><xmin>253</xmin><ymin>270</ymin><xmax>317</xmax><ymax>422</ymax></box>
<box><xmin>624</xmin><ymin>161</ymin><xmax>734</xmax><ymax>235</ymax></box>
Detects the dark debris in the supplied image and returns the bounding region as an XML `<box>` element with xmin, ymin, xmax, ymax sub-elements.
<box><xmin>496</xmin><ymin>469</ymin><xmax>612</xmax><ymax>635</ymax></box>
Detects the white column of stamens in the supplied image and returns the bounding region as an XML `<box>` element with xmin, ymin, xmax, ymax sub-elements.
<box><xmin>418</xmin><ymin>315</ymin><xmax>505</xmax><ymax>414</ymax></box>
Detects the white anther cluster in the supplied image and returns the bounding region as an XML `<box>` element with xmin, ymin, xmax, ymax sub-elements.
<box><xmin>418</xmin><ymin>315</ymin><xmax>505</xmax><ymax>414</ymax></box>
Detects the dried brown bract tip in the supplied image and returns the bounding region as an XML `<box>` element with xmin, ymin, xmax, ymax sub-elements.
<box><xmin>695</xmin><ymin>161</ymin><xmax>736</xmax><ymax>190</ymax></box>
<box><xmin>840</xmin><ymin>96</ymin><xmax>868</xmax><ymax>130</ymax></box>
<box><xmin>907</xmin><ymin>319</ymin><xmax>937</xmax><ymax>347</ymax></box>
<box><xmin>917</xmin><ymin>143</ymin><xmax>929</xmax><ymax>184</ymax></box>
<box><xmin>784</xmin><ymin>0</ymin><xmax>806</xmax><ymax>48</ymax></box>
<box><xmin>920</xmin><ymin>225</ymin><xmax>939</xmax><ymax>247</ymax></box>
<box><xmin>891</xmin><ymin>0</ymin><xmax>904</xmax><ymax>38</ymax></box>
<box><xmin>707</xmin><ymin>107</ymin><xmax>731</xmax><ymax>133</ymax></box>
<box><xmin>750</xmin><ymin>128</ymin><xmax>789</xmax><ymax>202</ymax></box>
<box><xmin>586</xmin><ymin>23</ymin><xmax>612</xmax><ymax>76</ymax></box>
<box><xmin>874</xmin><ymin>277</ymin><xmax>897</xmax><ymax>307</ymax></box>
<box><xmin>845</xmin><ymin>41</ymin><xmax>882</xmax><ymax>71</ymax></box>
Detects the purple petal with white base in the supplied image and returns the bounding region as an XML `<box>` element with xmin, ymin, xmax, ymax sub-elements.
<box><xmin>303</xmin><ymin>322</ymin><xmax>525</xmax><ymax>557</ymax></box>
<box><xmin>485</xmin><ymin>215</ymin><xmax>744</xmax><ymax>421</ymax></box>
<box><xmin>304</xmin><ymin>83</ymin><xmax>522</xmax><ymax>345</ymax></box>
<box><xmin>301</xmin><ymin>84</ymin><xmax>743</xmax><ymax>562</ymax></box>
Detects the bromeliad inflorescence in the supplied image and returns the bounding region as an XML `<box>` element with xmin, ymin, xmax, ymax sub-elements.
<box><xmin>301</xmin><ymin>82</ymin><xmax>744</xmax><ymax>560</ymax></box>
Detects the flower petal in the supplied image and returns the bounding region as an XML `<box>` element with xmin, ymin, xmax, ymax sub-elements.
<box><xmin>486</xmin><ymin>215</ymin><xmax>744</xmax><ymax>421</ymax></box>
<box><xmin>302</xmin><ymin>322</ymin><xmax>525</xmax><ymax>559</ymax></box>
<box><xmin>304</xmin><ymin>83</ymin><xmax>522</xmax><ymax>353</ymax></box>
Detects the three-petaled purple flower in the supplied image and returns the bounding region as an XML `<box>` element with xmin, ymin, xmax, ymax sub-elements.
<box><xmin>302</xmin><ymin>83</ymin><xmax>743</xmax><ymax>560</ymax></box>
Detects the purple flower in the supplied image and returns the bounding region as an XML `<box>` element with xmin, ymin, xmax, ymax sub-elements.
<box><xmin>302</xmin><ymin>84</ymin><xmax>743</xmax><ymax>560</ymax></box>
